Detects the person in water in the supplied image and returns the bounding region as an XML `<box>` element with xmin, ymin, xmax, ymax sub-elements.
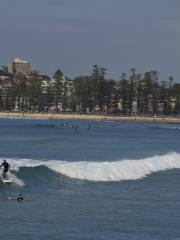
<box><xmin>0</xmin><ymin>159</ymin><xmax>10</xmax><ymax>179</ymax></box>
<box><xmin>17</xmin><ymin>193</ymin><xmax>24</xmax><ymax>202</ymax></box>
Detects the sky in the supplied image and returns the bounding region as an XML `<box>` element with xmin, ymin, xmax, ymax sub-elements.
<box><xmin>0</xmin><ymin>0</ymin><xmax>179</xmax><ymax>81</ymax></box>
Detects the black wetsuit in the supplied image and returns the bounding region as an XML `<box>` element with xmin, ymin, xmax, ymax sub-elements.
<box><xmin>17</xmin><ymin>195</ymin><xmax>24</xmax><ymax>201</ymax></box>
<box><xmin>1</xmin><ymin>162</ymin><xmax>10</xmax><ymax>173</ymax></box>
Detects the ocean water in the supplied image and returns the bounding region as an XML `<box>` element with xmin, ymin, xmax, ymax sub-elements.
<box><xmin>1</xmin><ymin>118</ymin><xmax>180</xmax><ymax>239</ymax></box>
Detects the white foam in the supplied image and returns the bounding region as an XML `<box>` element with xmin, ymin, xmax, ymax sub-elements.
<box><xmin>0</xmin><ymin>169</ymin><xmax>25</xmax><ymax>187</ymax></box>
<box><xmin>8</xmin><ymin>172</ymin><xmax>25</xmax><ymax>186</ymax></box>
<box><xmin>46</xmin><ymin>152</ymin><xmax>180</xmax><ymax>181</ymax></box>
<box><xmin>1</xmin><ymin>152</ymin><xmax>180</xmax><ymax>182</ymax></box>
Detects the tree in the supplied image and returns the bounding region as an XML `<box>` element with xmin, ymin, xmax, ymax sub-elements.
<box><xmin>89</xmin><ymin>65</ymin><xmax>107</xmax><ymax>112</ymax></box>
<box><xmin>174</xmin><ymin>96</ymin><xmax>180</xmax><ymax>115</ymax></box>
<box><xmin>52</xmin><ymin>69</ymin><xmax>63</xmax><ymax>111</ymax></box>
<box><xmin>44</xmin><ymin>82</ymin><xmax>54</xmax><ymax>112</ymax></box>
<box><xmin>151</xmin><ymin>71</ymin><xmax>159</xmax><ymax>114</ymax></box>
<box><xmin>0</xmin><ymin>89</ymin><xmax>4</xmax><ymax>111</ymax></box>
<box><xmin>15</xmin><ymin>76</ymin><xmax>28</xmax><ymax>111</ymax></box>
<box><xmin>128</xmin><ymin>68</ymin><xmax>138</xmax><ymax>113</ymax></box>
<box><xmin>119</xmin><ymin>73</ymin><xmax>129</xmax><ymax>114</ymax></box>
<box><xmin>73</xmin><ymin>76</ymin><xmax>90</xmax><ymax>113</ymax></box>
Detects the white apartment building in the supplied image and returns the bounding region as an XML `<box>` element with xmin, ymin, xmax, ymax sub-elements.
<box><xmin>7</xmin><ymin>58</ymin><xmax>31</xmax><ymax>76</ymax></box>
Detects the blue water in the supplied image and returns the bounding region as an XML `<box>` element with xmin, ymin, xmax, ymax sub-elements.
<box><xmin>1</xmin><ymin>118</ymin><xmax>180</xmax><ymax>239</ymax></box>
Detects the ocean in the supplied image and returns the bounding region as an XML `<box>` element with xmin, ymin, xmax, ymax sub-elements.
<box><xmin>1</xmin><ymin>118</ymin><xmax>180</xmax><ymax>240</ymax></box>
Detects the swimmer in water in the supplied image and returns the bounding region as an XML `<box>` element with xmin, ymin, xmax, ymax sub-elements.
<box><xmin>16</xmin><ymin>193</ymin><xmax>24</xmax><ymax>202</ymax></box>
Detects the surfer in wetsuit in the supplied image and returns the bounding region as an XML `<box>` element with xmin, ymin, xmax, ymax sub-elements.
<box><xmin>0</xmin><ymin>159</ymin><xmax>10</xmax><ymax>179</ymax></box>
<box><xmin>17</xmin><ymin>193</ymin><xmax>24</xmax><ymax>202</ymax></box>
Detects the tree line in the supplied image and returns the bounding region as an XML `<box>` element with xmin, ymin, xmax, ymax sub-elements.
<box><xmin>0</xmin><ymin>65</ymin><xmax>180</xmax><ymax>115</ymax></box>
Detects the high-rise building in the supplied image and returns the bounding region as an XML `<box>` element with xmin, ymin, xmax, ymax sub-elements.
<box><xmin>7</xmin><ymin>58</ymin><xmax>30</xmax><ymax>76</ymax></box>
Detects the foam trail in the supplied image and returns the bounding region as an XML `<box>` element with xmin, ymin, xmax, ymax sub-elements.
<box><xmin>8</xmin><ymin>172</ymin><xmax>25</xmax><ymax>187</ymax></box>
<box><xmin>1</xmin><ymin>152</ymin><xmax>180</xmax><ymax>182</ymax></box>
<box><xmin>0</xmin><ymin>169</ymin><xmax>25</xmax><ymax>187</ymax></box>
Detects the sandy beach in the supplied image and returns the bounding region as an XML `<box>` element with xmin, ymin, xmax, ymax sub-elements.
<box><xmin>0</xmin><ymin>112</ymin><xmax>180</xmax><ymax>124</ymax></box>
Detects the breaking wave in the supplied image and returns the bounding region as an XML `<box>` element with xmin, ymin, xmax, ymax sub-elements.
<box><xmin>1</xmin><ymin>152</ymin><xmax>180</xmax><ymax>185</ymax></box>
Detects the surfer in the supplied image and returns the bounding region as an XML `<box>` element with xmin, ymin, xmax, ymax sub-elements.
<box><xmin>0</xmin><ymin>159</ymin><xmax>10</xmax><ymax>179</ymax></box>
<box><xmin>17</xmin><ymin>193</ymin><xmax>24</xmax><ymax>202</ymax></box>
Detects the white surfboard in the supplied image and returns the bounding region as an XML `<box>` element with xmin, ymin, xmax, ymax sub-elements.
<box><xmin>1</xmin><ymin>174</ymin><xmax>12</xmax><ymax>183</ymax></box>
<box><xmin>2</xmin><ymin>178</ymin><xmax>12</xmax><ymax>183</ymax></box>
<box><xmin>1</xmin><ymin>171</ymin><xmax>12</xmax><ymax>183</ymax></box>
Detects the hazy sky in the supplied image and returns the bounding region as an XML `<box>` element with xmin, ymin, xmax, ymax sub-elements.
<box><xmin>0</xmin><ymin>0</ymin><xmax>179</xmax><ymax>81</ymax></box>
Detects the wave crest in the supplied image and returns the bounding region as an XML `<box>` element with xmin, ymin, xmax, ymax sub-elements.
<box><xmin>1</xmin><ymin>152</ymin><xmax>180</xmax><ymax>182</ymax></box>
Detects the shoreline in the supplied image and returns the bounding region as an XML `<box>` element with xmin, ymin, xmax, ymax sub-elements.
<box><xmin>0</xmin><ymin>112</ymin><xmax>180</xmax><ymax>124</ymax></box>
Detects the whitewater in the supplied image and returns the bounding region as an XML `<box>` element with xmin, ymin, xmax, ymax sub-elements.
<box><xmin>1</xmin><ymin>152</ymin><xmax>180</xmax><ymax>185</ymax></box>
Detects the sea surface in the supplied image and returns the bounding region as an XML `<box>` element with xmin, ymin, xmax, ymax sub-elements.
<box><xmin>1</xmin><ymin>118</ymin><xmax>180</xmax><ymax>240</ymax></box>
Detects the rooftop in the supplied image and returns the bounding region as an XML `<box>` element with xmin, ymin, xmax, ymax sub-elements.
<box><xmin>14</xmin><ymin>58</ymin><xmax>29</xmax><ymax>64</ymax></box>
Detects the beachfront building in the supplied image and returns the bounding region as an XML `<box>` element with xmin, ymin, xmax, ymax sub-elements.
<box><xmin>7</xmin><ymin>58</ymin><xmax>31</xmax><ymax>76</ymax></box>
<box><xmin>0</xmin><ymin>69</ymin><xmax>15</xmax><ymax>111</ymax></box>
<box><xmin>51</xmin><ymin>69</ymin><xmax>73</xmax><ymax>112</ymax></box>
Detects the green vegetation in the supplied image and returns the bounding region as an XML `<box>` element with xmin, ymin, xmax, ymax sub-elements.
<box><xmin>0</xmin><ymin>65</ymin><xmax>179</xmax><ymax>115</ymax></box>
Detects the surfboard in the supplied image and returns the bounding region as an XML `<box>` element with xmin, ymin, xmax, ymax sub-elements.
<box><xmin>1</xmin><ymin>171</ymin><xmax>12</xmax><ymax>183</ymax></box>
<box><xmin>2</xmin><ymin>179</ymin><xmax>12</xmax><ymax>183</ymax></box>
